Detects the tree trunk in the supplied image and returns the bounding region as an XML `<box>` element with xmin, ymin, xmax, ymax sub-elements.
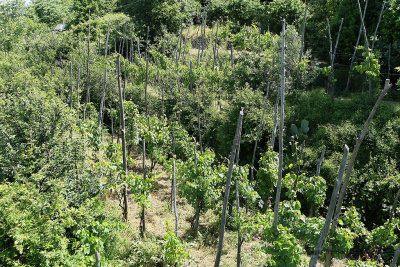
<box><xmin>273</xmin><ymin>20</ymin><xmax>286</xmax><ymax>236</ymax></box>
<box><xmin>309</xmin><ymin>145</ymin><xmax>349</xmax><ymax>267</ymax></box>
<box><xmin>214</xmin><ymin>108</ymin><xmax>244</xmax><ymax>267</ymax></box>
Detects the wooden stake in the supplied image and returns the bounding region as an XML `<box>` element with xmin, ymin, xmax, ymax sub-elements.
<box><xmin>325</xmin><ymin>79</ymin><xmax>391</xmax><ymax>267</ymax></box>
<box><xmin>117</xmin><ymin>55</ymin><xmax>128</xmax><ymax>222</ymax></box>
<box><xmin>330</xmin><ymin>18</ymin><xmax>344</xmax><ymax>99</ymax></box>
<box><xmin>309</xmin><ymin>145</ymin><xmax>349</xmax><ymax>267</ymax></box>
<box><xmin>273</xmin><ymin>20</ymin><xmax>286</xmax><ymax>236</ymax></box>
<box><xmin>214</xmin><ymin>108</ymin><xmax>244</xmax><ymax>267</ymax></box>
<box><xmin>251</xmin><ymin>82</ymin><xmax>270</xmax><ymax>181</ymax></box>
<box><xmin>345</xmin><ymin>0</ymin><xmax>368</xmax><ymax>93</ymax></box>
<box><xmin>316</xmin><ymin>145</ymin><xmax>326</xmax><ymax>176</ymax></box>
<box><xmin>83</xmin><ymin>11</ymin><xmax>91</xmax><ymax>120</ymax></box>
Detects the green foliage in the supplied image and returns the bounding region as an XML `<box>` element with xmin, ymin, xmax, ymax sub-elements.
<box><xmin>33</xmin><ymin>0</ymin><xmax>72</xmax><ymax>25</ymax></box>
<box><xmin>177</xmin><ymin>149</ymin><xmax>220</xmax><ymax>217</ymax></box>
<box><xmin>354</xmin><ymin>47</ymin><xmax>381</xmax><ymax>83</ymax></box>
<box><xmin>264</xmin><ymin>0</ymin><xmax>305</xmax><ymax>34</ymax></box>
<box><xmin>262</xmin><ymin>223</ymin><xmax>304</xmax><ymax>267</ymax></box>
<box><xmin>256</xmin><ymin>150</ymin><xmax>278</xmax><ymax>207</ymax></box>
<box><xmin>162</xmin><ymin>221</ymin><xmax>190</xmax><ymax>266</ymax></box>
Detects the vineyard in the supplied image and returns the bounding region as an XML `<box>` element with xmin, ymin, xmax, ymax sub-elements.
<box><xmin>1</xmin><ymin>0</ymin><xmax>400</xmax><ymax>266</ymax></box>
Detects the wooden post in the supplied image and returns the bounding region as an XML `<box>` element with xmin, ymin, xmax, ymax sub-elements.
<box><xmin>235</xmin><ymin>118</ymin><xmax>243</xmax><ymax>267</ymax></box>
<box><xmin>76</xmin><ymin>66</ymin><xmax>81</xmax><ymax>119</ymax></box>
<box><xmin>98</xmin><ymin>66</ymin><xmax>108</xmax><ymax>127</ymax></box>
<box><xmin>387</xmin><ymin>43</ymin><xmax>391</xmax><ymax>80</ymax></box>
<box><xmin>173</xmin><ymin>160</ymin><xmax>178</xmax><ymax>237</ymax></box>
<box><xmin>356</xmin><ymin>0</ymin><xmax>372</xmax><ymax>98</ymax></box>
<box><xmin>83</xmin><ymin>11</ymin><xmax>91</xmax><ymax>120</ymax></box>
<box><xmin>271</xmin><ymin>88</ymin><xmax>279</xmax><ymax>151</ymax></box>
<box><xmin>140</xmin><ymin>139</ymin><xmax>146</xmax><ymax>237</ymax></box>
<box><xmin>316</xmin><ymin>145</ymin><xmax>326</xmax><ymax>176</ymax></box>
<box><xmin>390</xmin><ymin>187</ymin><xmax>400</xmax><ymax>221</ymax></box>
<box><xmin>69</xmin><ymin>62</ymin><xmax>73</xmax><ymax>110</ymax></box>
<box><xmin>117</xmin><ymin>55</ymin><xmax>129</xmax><ymax>222</ymax></box>
<box><xmin>230</xmin><ymin>43</ymin><xmax>234</xmax><ymax>69</ymax></box>
<box><xmin>371</xmin><ymin>1</ymin><xmax>386</xmax><ymax>52</ymax></box>
<box><xmin>251</xmin><ymin>82</ymin><xmax>270</xmax><ymax>181</ymax></box>
<box><xmin>95</xmin><ymin>251</ymin><xmax>101</xmax><ymax>267</ymax></box>
<box><xmin>325</xmin><ymin>79</ymin><xmax>391</xmax><ymax>267</ymax></box>
<box><xmin>391</xmin><ymin>243</ymin><xmax>400</xmax><ymax>267</ymax></box>
<box><xmin>273</xmin><ymin>20</ymin><xmax>286</xmax><ymax>236</ymax></box>
<box><xmin>309</xmin><ymin>145</ymin><xmax>349</xmax><ymax>267</ymax></box>
<box><xmin>193</xmin><ymin>144</ymin><xmax>201</xmax><ymax>237</ymax></box>
<box><xmin>214</xmin><ymin>108</ymin><xmax>244</xmax><ymax>267</ymax></box>
<box><xmin>145</xmin><ymin>26</ymin><xmax>149</xmax><ymax>117</ymax></box>
<box><xmin>137</xmin><ymin>37</ymin><xmax>142</xmax><ymax>63</ymax></box>
<box><xmin>345</xmin><ymin>0</ymin><xmax>368</xmax><ymax>93</ymax></box>
<box><xmin>330</xmin><ymin>18</ymin><xmax>344</xmax><ymax>100</ymax></box>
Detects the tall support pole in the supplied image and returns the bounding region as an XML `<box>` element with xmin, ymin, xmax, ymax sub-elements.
<box><xmin>273</xmin><ymin>20</ymin><xmax>286</xmax><ymax>236</ymax></box>
<box><xmin>345</xmin><ymin>0</ymin><xmax>368</xmax><ymax>93</ymax></box>
<box><xmin>214</xmin><ymin>108</ymin><xmax>244</xmax><ymax>267</ymax></box>
<box><xmin>309</xmin><ymin>145</ymin><xmax>349</xmax><ymax>267</ymax></box>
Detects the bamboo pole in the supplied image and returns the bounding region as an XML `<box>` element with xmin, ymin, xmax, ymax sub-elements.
<box><xmin>309</xmin><ymin>145</ymin><xmax>349</xmax><ymax>267</ymax></box>
<box><xmin>273</xmin><ymin>20</ymin><xmax>286</xmax><ymax>235</ymax></box>
<box><xmin>145</xmin><ymin>26</ymin><xmax>149</xmax><ymax>117</ymax></box>
<box><xmin>214</xmin><ymin>108</ymin><xmax>244</xmax><ymax>267</ymax></box>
